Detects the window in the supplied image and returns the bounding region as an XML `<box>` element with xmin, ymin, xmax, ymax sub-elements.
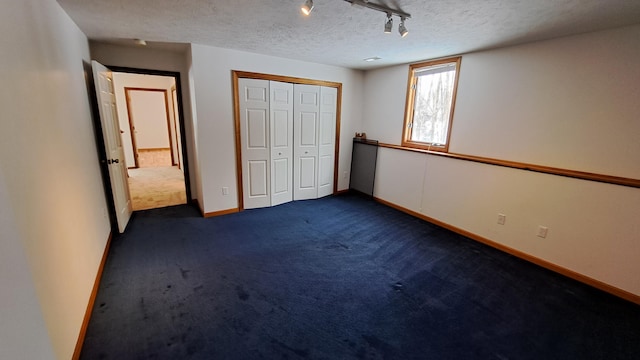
<box><xmin>402</xmin><ymin>57</ymin><xmax>461</xmax><ymax>152</ymax></box>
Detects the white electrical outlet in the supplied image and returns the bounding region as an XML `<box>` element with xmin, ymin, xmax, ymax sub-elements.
<box><xmin>497</xmin><ymin>213</ymin><xmax>506</xmax><ymax>225</ymax></box>
<box><xmin>537</xmin><ymin>226</ymin><xmax>548</xmax><ymax>238</ymax></box>
<box><xmin>343</xmin><ymin>171</ymin><xmax>348</xmax><ymax>180</ymax></box>
<box><xmin>222</xmin><ymin>187</ymin><xmax>229</xmax><ymax>195</ymax></box>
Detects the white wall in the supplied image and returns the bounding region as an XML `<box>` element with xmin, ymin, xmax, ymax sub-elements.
<box><xmin>90</xmin><ymin>42</ymin><xmax>199</xmax><ymax>198</ymax></box>
<box><xmin>451</xmin><ymin>26</ymin><xmax>640</xmax><ymax>179</ymax></box>
<box><xmin>128</xmin><ymin>90</ymin><xmax>171</xmax><ymax>149</ymax></box>
<box><xmin>112</xmin><ymin>73</ymin><xmax>175</xmax><ymax>167</ymax></box>
<box><xmin>363</xmin><ymin>25</ymin><xmax>640</xmax><ymax>297</ymax></box>
<box><xmin>190</xmin><ymin>44</ymin><xmax>364</xmax><ymax>213</ymax></box>
<box><xmin>0</xmin><ymin>0</ymin><xmax>112</xmax><ymax>358</ymax></box>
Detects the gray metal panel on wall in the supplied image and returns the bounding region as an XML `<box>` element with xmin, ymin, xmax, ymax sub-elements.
<box><xmin>349</xmin><ymin>139</ymin><xmax>378</xmax><ymax>196</ymax></box>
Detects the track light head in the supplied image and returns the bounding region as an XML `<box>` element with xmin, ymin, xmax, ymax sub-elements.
<box><xmin>301</xmin><ymin>0</ymin><xmax>314</xmax><ymax>15</ymax></box>
<box><xmin>398</xmin><ymin>18</ymin><xmax>408</xmax><ymax>37</ymax></box>
<box><xmin>384</xmin><ymin>13</ymin><xmax>393</xmax><ymax>34</ymax></box>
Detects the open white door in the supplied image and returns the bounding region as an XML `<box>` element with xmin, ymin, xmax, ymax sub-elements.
<box><xmin>92</xmin><ymin>60</ymin><xmax>132</xmax><ymax>233</ymax></box>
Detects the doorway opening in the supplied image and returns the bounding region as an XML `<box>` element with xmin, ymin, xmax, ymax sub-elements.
<box><xmin>110</xmin><ymin>67</ymin><xmax>190</xmax><ymax>212</ymax></box>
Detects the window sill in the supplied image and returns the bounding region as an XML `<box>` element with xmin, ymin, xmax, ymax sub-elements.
<box><xmin>400</xmin><ymin>141</ymin><xmax>448</xmax><ymax>153</ymax></box>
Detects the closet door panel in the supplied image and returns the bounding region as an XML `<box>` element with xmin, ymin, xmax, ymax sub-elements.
<box><xmin>318</xmin><ymin>86</ymin><xmax>337</xmax><ymax>198</ymax></box>
<box><xmin>239</xmin><ymin>78</ymin><xmax>271</xmax><ymax>209</ymax></box>
<box><xmin>247</xmin><ymin>110</ymin><xmax>268</xmax><ymax>148</ymax></box>
<box><xmin>248</xmin><ymin>160</ymin><xmax>268</xmax><ymax>197</ymax></box>
<box><xmin>272</xmin><ymin>158</ymin><xmax>289</xmax><ymax>194</ymax></box>
<box><xmin>239</xmin><ymin>78</ymin><xmax>339</xmax><ymax>208</ymax></box>
<box><xmin>270</xmin><ymin>81</ymin><xmax>294</xmax><ymax>206</ymax></box>
<box><xmin>294</xmin><ymin>84</ymin><xmax>320</xmax><ymax>200</ymax></box>
<box><xmin>299</xmin><ymin>157</ymin><xmax>317</xmax><ymax>189</ymax></box>
<box><xmin>300</xmin><ymin>113</ymin><xmax>317</xmax><ymax>146</ymax></box>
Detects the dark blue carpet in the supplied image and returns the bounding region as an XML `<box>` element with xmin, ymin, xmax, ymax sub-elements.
<box><xmin>80</xmin><ymin>194</ymin><xmax>640</xmax><ymax>359</ymax></box>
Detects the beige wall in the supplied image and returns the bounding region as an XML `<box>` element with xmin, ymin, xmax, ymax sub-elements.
<box><xmin>0</xmin><ymin>0</ymin><xmax>112</xmax><ymax>358</ymax></box>
<box><xmin>189</xmin><ymin>44</ymin><xmax>364</xmax><ymax>213</ymax></box>
<box><xmin>363</xmin><ymin>25</ymin><xmax>640</xmax><ymax>297</ymax></box>
<box><xmin>112</xmin><ymin>73</ymin><xmax>176</xmax><ymax>167</ymax></box>
<box><xmin>451</xmin><ymin>26</ymin><xmax>640</xmax><ymax>178</ymax></box>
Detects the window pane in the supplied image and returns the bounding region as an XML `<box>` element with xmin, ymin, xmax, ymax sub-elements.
<box><xmin>411</xmin><ymin>66</ymin><xmax>456</xmax><ymax>145</ymax></box>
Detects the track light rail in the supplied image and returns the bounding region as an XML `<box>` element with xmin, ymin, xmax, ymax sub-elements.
<box><xmin>343</xmin><ymin>0</ymin><xmax>411</xmax><ymax>19</ymax></box>
<box><xmin>301</xmin><ymin>0</ymin><xmax>411</xmax><ymax>36</ymax></box>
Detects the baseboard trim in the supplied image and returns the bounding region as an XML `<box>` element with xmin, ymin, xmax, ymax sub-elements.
<box><xmin>137</xmin><ymin>147</ymin><xmax>171</xmax><ymax>152</ymax></box>
<box><xmin>72</xmin><ymin>231</ymin><xmax>113</xmax><ymax>360</ymax></box>
<box><xmin>204</xmin><ymin>208</ymin><xmax>239</xmax><ymax>218</ymax></box>
<box><xmin>191</xmin><ymin>198</ymin><xmax>238</xmax><ymax>218</ymax></box>
<box><xmin>374</xmin><ymin>197</ymin><xmax>640</xmax><ymax>305</ymax></box>
<box><xmin>335</xmin><ymin>189</ymin><xmax>350</xmax><ymax>195</ymax></box>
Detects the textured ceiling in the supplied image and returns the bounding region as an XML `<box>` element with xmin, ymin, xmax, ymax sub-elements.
<box><xmin>57</xmin><ymin>0</ymin><xmax>640</xmax><ymax>70</ymax></box>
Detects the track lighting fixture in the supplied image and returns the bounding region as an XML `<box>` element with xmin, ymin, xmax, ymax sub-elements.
<box><xmin>302</xmin><ymin>1</ymin><xmax>410</xmax><ymax>37</ymax></box>
<box><xmin>384</xmin><ymin>13</ymin><xmax>393</xmax><ymax>34</ymax></box>
<box><xmin>398</xmin><ymin>17</ymin><xmax>408</xmax><ymax>37</ymax></box>
<box><xmin>301</xmin><ymin>0</ymin><xmax>314</xmax><ymax>15</ymax></box>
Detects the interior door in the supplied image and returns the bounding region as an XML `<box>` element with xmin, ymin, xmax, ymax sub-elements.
<box><xmin>92</xmin><ymin>60</ymin><xmax>132</xmax><ymax>233</ymax></box>
<box><xmin>239</xmin><ymin>78</ymin><xmax>271</xmax><ymax>209</ymax></box>
<box><xmin>293</xmin><ymin>84</ymin><xmax>320</xmax><ymax>200</ymax></box>
<box><xmin>269</xmin><ymin>81</ymin><xmax>294</xmax><ymax>206</ymax></box>
<box><xmin>318</xmin><ymin>87</ymin><xmax>337</xmax><ymax>198</ymax></box>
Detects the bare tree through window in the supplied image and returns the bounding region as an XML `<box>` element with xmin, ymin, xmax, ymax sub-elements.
<box><xmin>403</xmin><ymin>57</ymin><xmax>461</xmax><ymax>152</ymax></box>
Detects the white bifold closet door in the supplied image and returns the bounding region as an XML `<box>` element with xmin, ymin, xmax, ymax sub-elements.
<box><xmin>318</xmin><ymin>86</ymin><xmax>337</xmax><ymax>198</ymax></box>
<box><xmin>270</xmin><ymin>81</ymin><xmax>295</xmax><ymax>206</ymax></box>
<box><xmin>293</xmin><ymin>84</ymin><xmax>320</xmax><ymax>200</ymax></box>
<box><xmin>239</xmin><ymin>78</ymin><xmax>335</xmax><ymax>209</ymax></box>
<box><xmin>239</xmin><ymin>79</ymin><xmax>294</xmax><ymax>209</ymax></box>
<box><xmin>293</xmin><ymin>85</ymin><xmax>337</xmax><ymax>200</ymax></box>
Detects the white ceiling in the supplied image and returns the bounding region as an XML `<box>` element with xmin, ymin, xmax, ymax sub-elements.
<box><xmin>56</xmin><ymin>0</ymin><xmax>640</xmax><ymax>70</ymax></box>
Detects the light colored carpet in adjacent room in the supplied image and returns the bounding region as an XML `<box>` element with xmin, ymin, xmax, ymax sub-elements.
<box><xmin>128</xmin><ymin>166</ymin><xmax>187</xmax><ymax>211</ymax></box>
